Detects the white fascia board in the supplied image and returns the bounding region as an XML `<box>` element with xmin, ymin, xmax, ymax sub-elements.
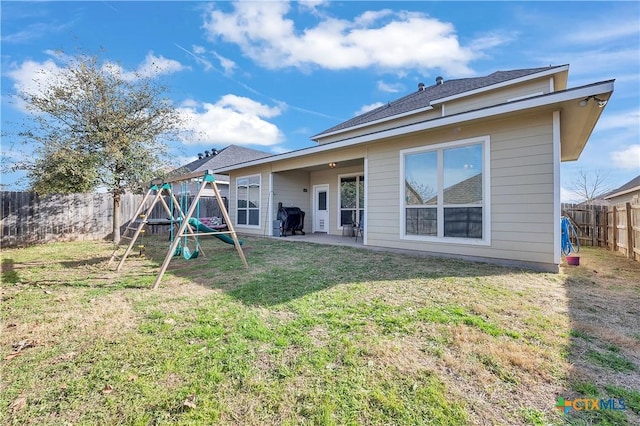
<box><xmin>429</xmin><ymin>65</ymin><xmax>570</xmax><ymax>105</ymax></box>
<box><xmin>312</xmin><ymin>105</ymin><xmax>434</xmax><ymax>141</ymax></box>
<box><xmin>213</xmin><ymin>79</ymin><xmax>614</xmax><ymax>174</ymax></box>
<box><xmin>553</xmin><ymin>111</ymin><xmax>561</xmax><ymax>265</ymax></box>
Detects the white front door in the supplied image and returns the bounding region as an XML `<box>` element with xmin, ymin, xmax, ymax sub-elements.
<box><xmin>314</xmin><ymin>185</ymin><xmax>329</xmax><ymax>233</ymax></box>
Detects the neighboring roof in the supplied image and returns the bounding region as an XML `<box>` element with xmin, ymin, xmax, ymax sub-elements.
<box><xmin>603</xmin><ymin>175</ymin><xmax>640</xmax><ymax>199</ymax></box>
<box><xmin>179</xmin><ymin>145</ymin><xmax>273</xmax><ymax>180</ymax></box>
<box><xmin>442</xmin><ymin>173</ymin><xmax>483</xmax><ymax>204</ymax></box>
<box><xmin>424</xmin><ymin>173</ymin><xmax>483</xmax><ymax>205</ymax></box>
<box><xmin>313</xmin><ymin>65</ymin><xmax>568</xmax><ymax>139</ymax></box>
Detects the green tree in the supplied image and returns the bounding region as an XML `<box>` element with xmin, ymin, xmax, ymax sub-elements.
<box><xmin>10</xmin><ymin>52</ymin><xmax>183</xmax><ymax>243</ymax></box>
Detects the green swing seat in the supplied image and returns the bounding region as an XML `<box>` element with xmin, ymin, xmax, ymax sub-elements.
<box><xmin>174</xmin><ymin>244</ymin><xmax>199</xmax><ymax>260</ymax></box>
<box><xmin>181</xmin><ymin>245</ymin><xmax>199</xmax><ymax>260</ymax></box>
<box><xmin>170</xmin><ymin>182</ymin><xmax>201</xmax><ymax>261</ymax></box>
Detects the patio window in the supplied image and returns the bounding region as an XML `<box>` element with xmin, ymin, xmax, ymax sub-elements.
<box><xmin>402</xmin><ymin>136</ymin><xmax>489</xmax><ymax>243</ymax></box>
<box><xmin>236</xmin><ymin>174</ymin><xmax>260</xmax><ymax>226</ymax></box>
<box><xmin>339</xmin><ymin>174</ymin><xmax>364</xmax><ymax>227</ymax></box>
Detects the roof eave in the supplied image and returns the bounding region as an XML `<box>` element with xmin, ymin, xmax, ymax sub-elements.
<box><xmin>214</xmin><ymin>79</ymin><xmax>614</xmax><ymax>173</ymax></box>
<box><xmin>311</xmin><ymin>105</ymin><xmax>434</xmax><ymax>141</ymax></box>
<box><xmin>312</xmin><ymin>65</ymin><xmax>570</xmax><ymax>141</ymax></box>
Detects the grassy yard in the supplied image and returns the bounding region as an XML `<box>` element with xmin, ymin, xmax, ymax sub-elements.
<box><xmin>1</xmin><ymin>235</ymin><xmax>639</xmax><ymax>425</ymax></box>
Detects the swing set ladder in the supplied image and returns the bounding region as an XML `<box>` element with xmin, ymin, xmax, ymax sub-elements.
<box><xmin>108</xmin><ymin>183</ymin><xmax>176</xmax><ymax>271</ymax></box>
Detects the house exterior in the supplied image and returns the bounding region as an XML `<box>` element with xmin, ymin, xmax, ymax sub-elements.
<box><xmin>604</xmin><ymin>175</ymin><xmax>640</xmax><ymax>205</ymax></box>
<box><xmin>177</xmin><ymin>145</ymin><xmax>272</xmax><ymax>198</ymax></box>
<box><xmin>214</xmin><ymin>65</ymin><xmax>614</xmax><ymax>272</ymax></box>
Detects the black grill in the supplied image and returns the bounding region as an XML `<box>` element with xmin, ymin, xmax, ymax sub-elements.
<box><xmin>277</xmin><ymin>206</ymin><xmax>305</xmax><ymax>236</ymax></box>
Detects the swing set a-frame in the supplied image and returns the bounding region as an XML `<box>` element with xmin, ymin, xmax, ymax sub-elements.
<box><xmin>108</xmin><ymin>169</ymin><xmax>248</xmax><ymax>289</ymax></box>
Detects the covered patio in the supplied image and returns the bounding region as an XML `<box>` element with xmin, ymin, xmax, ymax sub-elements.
<box><xmin>264</xmin><ymin>231</ymin><xmax>364</xmax><ymax>248</ymax></box>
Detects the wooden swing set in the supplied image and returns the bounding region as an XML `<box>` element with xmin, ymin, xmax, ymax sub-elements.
<box><xmin>108</xmin><ymin>169</ymin><xmax>248</xmax><ymax>289</ymax></box>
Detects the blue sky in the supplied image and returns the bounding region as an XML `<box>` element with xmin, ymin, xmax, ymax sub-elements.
<box><xmin>1</xmin><ymin>1</ymin><xmax>639</xmax><ymax>200</ymax></box>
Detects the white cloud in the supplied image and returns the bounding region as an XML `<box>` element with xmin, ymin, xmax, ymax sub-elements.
<box><xmin>468</xmin><ymin>31</ymin><xmax>516</xmax><ymax>51</ymax></box>
<box><xmin>354</xmin><ymin>102</ymin><xmax>385</xmax><ymax>116</ymax></box>
<box><xmin>6</xmin><ymin>52</ymin><xmax>188</xmax><ymax>112</ymax></box>
<box><xmin>5</xmin><ymin>58</ymin><xmax>64</xmax><ymax>111</ymax></box>
<box><xmin>297</xmin><ymin>0</ymin><xmax>329</xmax><ymax>14</ymax></box>
<box><xmin>212</xmin><ymin>51</ymin><xmax>236</xmax><ymax>75</ymax></box>
<box><xmin>103</xmin><ymin>52</ymin><xmax>187</xmax><ymax>81</ymax></box>
<box><xmin>544</xmin><ymin>47</ymin><xmax>638</xmax><ymax>83</ymax></box>
<box><xmin>203</xmin><ymin>2</ymin><xmax>488</xmax><ymax>75</ymax></box>
<box><xmin>1</xmin><ymin>21</ymin><xmax>73</xmax><ymax>44</ymax></box>
<box><xmin>270</xmin><ymin>145</ymin><xmax>293</xmax><ymax>154</ymax></box>
<box><xmin>565</xmin><ymin>19</ymin><xmax>640</xmax><ymax>45</ymax></box>
<box><xmin>377</xmin><ymin>80</ymin><xmax>404</xmax><ymax>93</ymax></box>
<box><xmin>175</xmin><ymin>43</ymin><xmax>214</xmax><ymax>71</ymax></box>
<box><xmin>6</xmin><ymin>58</ymin><xmax>62</xmax><ymax>94</ymax></box>
<box><xmin>595</xmin><ymin>109</ymin><xmax>640</xmax><ymax>132</ymax></box>
<box><xmin>192</xmin><ymin>45</ymin><xmax>206</xmax><ymax>55</ymax></box>
<box><xmin>561</xmin><ymin>186</ymin><xmax>581</xmax><ymax>203</ymax></box>
<box><xmin>611</xmin><ymin>144</ymin><xmax>640</xmax><ymax>170</ymax></box>
<box><xmin>177</xmin><ymin>95</ymin><xmax>284</xmax><ymax>146</ymax></box>
<box><xmin>168</xmin><ymin>154</ymin><xmax>200</xmax><ymax>169</ymax></box>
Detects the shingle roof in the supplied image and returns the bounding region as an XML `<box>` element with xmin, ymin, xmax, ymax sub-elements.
<box><xmin>313</xmin><ymin>65</ymin><xmax>566</xmax><ymax>138</ymax></box>
<box><xmin>425</xmin><ymin>173</ymin><xmax>483</xmax><ymax>205</ymax></box>
<box><xmin>604</xmin><ymin>175</ymin><xmax>640</xmax><ymax>199</ymax></box>
<box><xmin>181</xmin><ymin>145</ymin><xmax>273</xmax><ymax>176</ymax></box>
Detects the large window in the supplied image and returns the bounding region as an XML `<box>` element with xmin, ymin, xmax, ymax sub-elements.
<box><xmin>402</xmin><ymin>137</ymin><xmax>489</xmax><ymax>243</ymax></box>
<box><xmin>339</xmin><ymin>175</ymin><xmax>364</xmax><ymax>227</ymax></box>
<box><xmin>236</xmin><ymin>175</ymin><xmax>260</xmax><ymax>226</ymax></box>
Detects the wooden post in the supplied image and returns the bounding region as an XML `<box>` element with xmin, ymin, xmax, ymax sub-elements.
<box><xmin>612</xmin><ymin>206</ymin><xmax>618</xmax><ymax>254</ymax></box>
<box><xmin>626</xmin><ymin>202</ymin><xmax>633</xmax><ymax>259</ymax></box>
<box><xmin>602</xmin><ymin>206</ymin><xmax>608</xmax><ymax>248</ymax></box>
<box><xmin>108</xmin><ymin>186</ymin><xmax>156</xmax><ymax>266</ymax></box>
<box><xmin>115</xmin><ymin>187</ymin><xmax>166</xmax><ymax>271</ymax></box>
<box><xmin>590</xmin><ymin>205</ymin><xmax>596</xmax><ymax>247</ymax></box>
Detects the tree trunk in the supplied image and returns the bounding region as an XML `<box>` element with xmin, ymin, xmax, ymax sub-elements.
<box><xmin>113</xmin><ymin>191</ymin><xmax>121</xmax><ymax>244</ymax></box>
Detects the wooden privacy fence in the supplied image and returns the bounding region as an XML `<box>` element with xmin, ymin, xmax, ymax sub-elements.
<box><xmin>1</xmin><ymin>191</ymin><xmax>227</xmax><ymax>248</ymax></box>
<box><xmin>562</xmin><ymin>200</ymin><xmax>639</xmax><ymax>262</ymax></box>
<box><xmin>561</xmin><ymin>203</ymin><xmax>608</xmax><ymax>247</ymax></box>
<box><xmin>607</xmin><ymin>201</ymin><xmax>640</xmax><ymax>261</ymax></box>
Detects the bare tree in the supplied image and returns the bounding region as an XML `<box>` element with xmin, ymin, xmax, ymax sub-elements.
<box><xmin>406</xmin><ymin>179</ymin><xmax>437</xmax><ymax>204</ymax></box>
<box><xmin>569</xmin><ymin>169</ymin><xmax>612</xmax><ymax>203</ymax></box>
<box><xmin>8</xmin><ymin>51</ymin><xmax>183</xmax><ymax>243</ymax></box>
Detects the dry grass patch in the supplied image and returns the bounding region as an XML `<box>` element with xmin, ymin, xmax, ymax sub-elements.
<box><xmin>2</xmin><ymin>237</ymin><xmax>639</xmax><ymax>425</ymax></box>
<box><xmin>560</xmin><ymin>247</ymin><xmax>640</xmax><ymax>425</ymax></box>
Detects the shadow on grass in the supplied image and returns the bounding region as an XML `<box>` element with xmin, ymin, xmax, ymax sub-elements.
<box><xmin>1</xmin><ymin>258</ymin><xmax>19</xmax><ymax>284</ymax></box>
<box><xmin>58</xmin><ymin>256</ymin><xmax>112</xmax><ymax>269</ymax></box>
<box><xmin>140</xmin><ymin>235</ymin><xmax>532</xmax><ymax>307</ymax></box>
<box><xmin>560</xmin><ymin>247</ymin><xmax>640</xmax><ymax>425</ymax></box>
